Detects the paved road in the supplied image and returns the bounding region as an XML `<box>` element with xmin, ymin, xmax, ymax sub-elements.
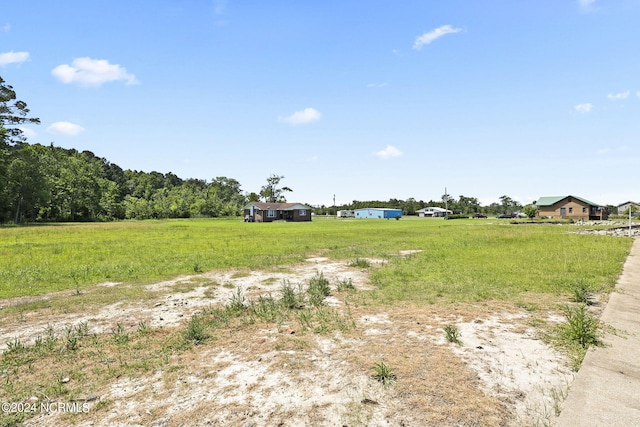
<box><xmin>557</xmin><ymin>238</ymin><xmax>640</xmax><ymax>426</ymax></box>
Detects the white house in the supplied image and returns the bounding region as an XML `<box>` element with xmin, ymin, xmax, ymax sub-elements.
<box><xmin>617</xmin><ymin>201</ymin><xmax>639</xmax><ymax>215</ymax></box>
<box><xmin>416</xmin><ymin>207</ymin><xmax>452</xmax><ymax>217</ymax></box>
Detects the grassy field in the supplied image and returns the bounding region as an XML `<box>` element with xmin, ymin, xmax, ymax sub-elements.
<box><xmin>0</xmin><ymin>217</ymin><xmax>634</xmax><ymax>426</ymax></box>
<box><xmin>0</xmin><ymin>216</ymin><xmax>632</xmax><ymax>303</ymax></box>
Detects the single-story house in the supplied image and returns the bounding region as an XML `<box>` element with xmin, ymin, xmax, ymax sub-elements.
<box><xmin>617</xmin><ymin>201</ymin><xmax>639</xmax><ymax>215</ymax></box>
<box><xmin>416</xmin><ymin>207</ymin><xmax>452</xmax><ymax>217</ymax></box>
<box><xmin>354</xmin><ymin>208</ymin><xmax>402</xmax><ymax>219</ymax></box>
<box><xmin>243</xmin><ymin>202</ymin><xmax>312</xmax><ymax>222</ymax></box>
<box><xmin>534</xmin><ymin>195</ymin><xmax>608</xmax><ymax>220</ymax></box>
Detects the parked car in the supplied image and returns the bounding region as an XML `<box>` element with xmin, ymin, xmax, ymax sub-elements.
<box><xmin>472</xmin><ymin>213</ymin><xmax>487</xmax><ymax>218</ymax></box>
<box><xmin>497</xmin><ymin>213</ymin><xmax>515</xmax><ymax>219</ymax></box>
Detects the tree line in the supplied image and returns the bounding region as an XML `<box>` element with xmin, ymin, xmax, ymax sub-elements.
<box><xmin>2</xmin><ymin>75</ymin><xmax>532</xmax><ymax>223</ymax></box>
<box><xmin>313</xmin><ymin>194</ymin><xmax>524</xmax><ymax>217</ymax></box>
<box><xmin>0</xmin><ymin>142</ymin><xmax>247</xmax><ymax>223</ymax></box>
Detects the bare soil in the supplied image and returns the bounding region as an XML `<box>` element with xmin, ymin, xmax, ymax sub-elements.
<box><xmin>1</xmin><ymin>256</ymin><xmax>575</xmax><ymax>427</ymax></box>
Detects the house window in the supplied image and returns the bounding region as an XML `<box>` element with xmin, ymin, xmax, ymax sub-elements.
<box><xmin>582</xmin><ymin>207</ymin><xmax>587</xmax><ymax>213</ymax></box>
<box><xmin>569</xmin><ymin>207</ymin><xmax>573</xmax><ymax>214</ymax></box>
<box><xmin>299</xmin><ymin>209</ymin><xmax>306</xmax><ymax>216</ymax></box>
<box><xmin>267</xmin><ymin>210</ymin><xmax>276</xmax><ymax>217</ymax></box>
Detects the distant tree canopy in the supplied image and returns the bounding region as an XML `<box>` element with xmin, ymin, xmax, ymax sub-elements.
<box><xmin>313</xmin><ymin>195</ymin><xmax>523</xmax><ymax>217</ymax></box>
<box><xmin>0</xmin><ymin>75</ymin><xmax>530</xmax><ymax>224</ymax></box>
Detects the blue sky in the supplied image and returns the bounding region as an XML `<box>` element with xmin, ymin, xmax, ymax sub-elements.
<box><xmin>2</xmin><ymin>0</ymin><xmax>639</xmax><ymax>207</ymax></box>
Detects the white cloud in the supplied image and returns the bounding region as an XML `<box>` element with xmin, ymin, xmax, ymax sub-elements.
<box><xmin>51</xmin><ymin>57</ymin><xmax>139</xmax><ymax>87</ymax></box>
<box><xmin>637</xmin><ymin>91</ymin><xmax>640</xmax><ymax>98</ymax></box>
<box><xmin>278</xmin><ymin>107</ymin><xmax>321</xmax><ymax>125</ymax></box>
<box><xmin>366</xmin><ymin>82</ymin><xmax>388</xmax><ymax>88</ymax></box>
<box><xmin>2</xmin><ymin>24</ymin><xmax>10</xmax><ymax>32</ymax></box>
<box><xmin>374</xmin><ymin>145</ymin><xmax>403</xmax><ymax>159</ymax></box>
<box><xmin>413</xmin><ymin>25</ymin><xmax>462</xmax><ymax>50</ymax></box>
<box><xmin>607</xmin><ymin>91</ymin><xmax>630</xmax><ymax>100</ymax></box>
<box><xmin>47</xmin><ymin>121</ymin><xmax>85</xmax><ymax>136</ymax></box>
<box><xmin>597</xmin><ymin>145</ymin><xmax>627</xmax><ymax>155</ymax></box>
<box><xmin>574</xmin><ymin>103</ymin><xmax>593</xmax><ymax>113</ymax></box>
<box><xmin>0</xmin><ymin>51</ymin><xmax>29</xmax><ymax>66</ymax></box>
<box><xmin>18</xmin><ymin>127</ymin><xmax>37</xmax><ymax>139</ymax></box>
<box><xmin>577</xmin><ymin>0</ymin><xmax>596</xmax><ymax>11</ymax></box>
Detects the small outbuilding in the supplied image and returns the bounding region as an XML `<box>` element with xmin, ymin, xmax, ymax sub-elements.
<box><xmin>354</xmin><ymin>208</ymin><xmax>402</xmax><ymax>220</ymax></box>
<box><xmin>244</xmin><ymin>202</ymin><xmax>312</xmax><ymax>222</ymax></box>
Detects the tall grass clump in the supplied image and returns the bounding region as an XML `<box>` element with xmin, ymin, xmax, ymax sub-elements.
<box><xmin>183</xmin><ymin>314</ymin><xmax>209</xmax><ymax>345</ymax></box>
<box><xmin>280</xmin><ymin>280</ymin><xmax>299</xmax><ymax>309</ymax></box>
<box><xmin>556</xmin><ymin>304</ymin><xmax>603</xmax><ymax>370</ymax></box>
<box><xmin>371</xmin><ymin>360</ymin><xmax>396</xmax><ymax>387</ymax></box>
<box><xmin>349</xmin><ymin>258</ymin><xmax>371</xmax><ymax>268</ymax></box>
<box><xmin>569</xmin><ymin>279</ymin><xmax>595</xmax><ymax>305</ymax></box>
<box><xmin>307</xmin><ymin>273</ymin><xmax>331</xmax><ymax>307</ymax></box>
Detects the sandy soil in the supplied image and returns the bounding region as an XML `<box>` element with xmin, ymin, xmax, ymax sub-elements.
<box><xmin>1</xmin><ymin>256</ymin><xmax>574</xmax><ymax>426</ymax></box>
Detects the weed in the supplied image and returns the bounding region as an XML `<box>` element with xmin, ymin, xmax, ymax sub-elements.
<box><xmin>349</xmin><ymin>258</ymin><xmax>371</xmax><ymax>268</ymax></box>
<box><xmin>297</xmin><ymin>310</ymin><xmax>313</xmax><ymax>331</ymax></box>
<box><xmin>227</xmin><ymin>287</ymin><xmax>246</xmax><ymax>313</ymax></box>
<box><xmin>280</xmin><ymin>280</ymin><xmax>298</xmax><ymax>309</ymax></box>
<box><xmin>307</xmin><ymin>273</ymin><xmax>331</xmax><ymax>307</ymax></box>
<box><xmin>193</xmin><ymin>262</ymin><xmax>203</xmax><ymax>273</ymax></box>
<box><xmin>560</xmin><ymin>304</ymin><xmax>601</xmax><ymax>349</ymax></box>
<box><xmin>137</xmin><ymin>321</ymin><xmax>152</xmax><ymax>334</ymax></box>
<box><xmin>555</xmin><ymin>304</ymin><xmax>603</xmax><ymax>370</ymax></box>
<box><xmin>111</xmin><ymin>323</ymin><xmax>129</xmax><ymax>345</ymax></box>
<box><xmin>251</xmin><ymin>294</ymin><xmax>280</xmax><ymax>322</ymax></box>
<box><xmin>308</xmin><ymin>273</ymin><xmax>331</xmax><ymax>296</ymax></box>
<box><xmin>5</xmin><ymin>338</ymin><xmax>25</xmax><ymax>354</ymax></box>
<box><xmin>183</xmin><ymin>314</ymin><xmax>209</xmax><ymax>345</ymax></box>
<box><xmin>336</xmin><ymin>277</ymin><xmax>356</xmax><ymax>292</ymax></box>
<box><xmin>444</xmin><ymin>324</ymin><xmax>462</xmax><ymax>345</ymax></box>
<box><xmin>371</xmin><ymin>360</ymin><xmax>396</xmax><ymax>386</ymax></box>
<box><xmin>570</xmin><ymin>280</ymin><xmax>595</xmax><ymax>305</ymax></box>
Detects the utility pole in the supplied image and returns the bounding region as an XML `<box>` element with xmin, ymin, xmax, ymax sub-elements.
<box><xmin>333</xmin><ymin>194</ymin><xmax>336</xmax><ymax>218</ymax></box>
<box><xmin>444</xmin><ymin>187</ymin><xmax>449</xmax><ymax>219</ymax></box>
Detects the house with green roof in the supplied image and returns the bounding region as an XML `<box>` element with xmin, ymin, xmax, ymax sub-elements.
<box><xmin>534</xmin><ymin>195</ymin><xmax>608</xmax><ymax>220</ymax></box>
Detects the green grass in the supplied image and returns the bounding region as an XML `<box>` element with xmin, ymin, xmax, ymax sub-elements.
<box><xmin>0</xmin><ymin>217</ymin><xmax>633</xmax><ymax>305</ymax></box>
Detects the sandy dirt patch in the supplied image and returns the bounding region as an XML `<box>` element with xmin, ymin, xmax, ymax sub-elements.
<box><xmin>1</xmin><ymin>256</ymin><xmax>574</xmax><ymax>426</ymax></box>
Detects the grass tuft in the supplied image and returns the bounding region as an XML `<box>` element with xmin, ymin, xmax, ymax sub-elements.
<box><xmin>444</xmin><ymin>324</ymin><xmax>463</xmax><ymax>345</ymax></box>
<box><xmin>371</xmin><ymin>360</ymin><xmax>396</xmax><ymax>386</ymax></box>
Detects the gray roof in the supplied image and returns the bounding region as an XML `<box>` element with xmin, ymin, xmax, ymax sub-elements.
<box><xmin>244</xmin><ymin>202</ymin><xmax>312</xmax><ymax>211</ymax></box>
<box><xmin>535</xmin><ymin>195</ymin><xmax>601</xmax><ymax>207</ymax></box>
